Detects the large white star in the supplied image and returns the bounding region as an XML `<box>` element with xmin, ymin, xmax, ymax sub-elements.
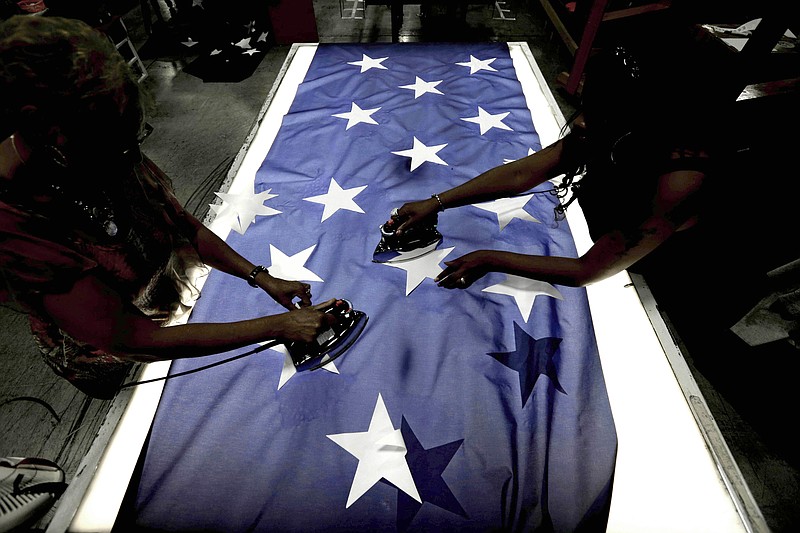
<box><xmin>472</xmin><ymin>194</ymin><xmax>539</xmax><ymax>230</ymax></box>
<box><xmin>327</xmin><ymin>394</ymin><xmax>420</xmax><ymax>508</ymax></box>
<box><xmin>262</xmin><ymin>343</ymin><xmax>339</xmax><ymax>390</ymax></box>
<box><xmin>461</xmin><ymin>106</ymin><xmax>513</xmax><ymax>135</ymax></box>
<box><xmin>209</xmin><ymin>189</ymin><xmax>280</xmax><ymax>234</ymax></box>
<box><xmin>347</xmin><ymin>54</ymin><xmax>388</xmax><ymax>73</ymax></box>
<box><xmin>303</xmin><ymin>178</ymin><xmax>367</xmax><ymax>222</ymax></box>
<box><xmin>384</xmin><ymin>247</ymin><xmax>455</xmax><ymax>295</ymax></box>
<box><xmin>456</xmin><ymin>55</ymin><xmax>497</xmax><ymax>74</ymax></box>
<box><xmin>391</xmin><ymin>137</ymin><xmax>448</xmax><ymax>172</ymax></box>
<box><xmin>267</xmin><ymin>244</ymin><xmax>323</xmax><ymax>282</ymax></box>
<box><xmin>483</xmin><ymin>275</ymin><xmax>564</xmax><ymax>322</ymax></box>
<box><xmin>331</xmin><ymin>102</ymin><xmax>381</xmax><ymax>130</ymax></box>
<box><xmin>398</xmin><ymin>76</ymin><xmax>443</xmax><ymax>99</ymax></box>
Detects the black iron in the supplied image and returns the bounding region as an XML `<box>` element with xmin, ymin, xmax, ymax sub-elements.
<box><xmin>286</xmin><ymin>299</ymin><xmax>368</xmax><ymax>371</ymax></box>
<box><xmin>372</xmin><ymin>211</ymin><xmax>442</xmax><ymax>263</ymax></box>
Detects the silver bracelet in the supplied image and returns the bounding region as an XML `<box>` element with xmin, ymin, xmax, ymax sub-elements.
<box><xmin>247</xmin><ymin>265</ymin><xmax>268</xmax><ymax>287</ymax></box>
<box><xmin>431</xmin><ymin>193</ymin><xmax>445</xmax><ymax>212</ymax></box>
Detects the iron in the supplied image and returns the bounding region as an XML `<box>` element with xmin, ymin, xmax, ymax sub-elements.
<box><xmin>372</xmin><ymin>209</ymin><xmax>442</xmax><ymax>263</ymax></box>
<box><xmin>286</xmin><ymin>299</ymin><xmax>368</xmax><ymax>371</ymax></box>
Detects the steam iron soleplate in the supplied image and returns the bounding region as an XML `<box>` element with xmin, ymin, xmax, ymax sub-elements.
<box><xmin>287</xmin><ymin>300</ymin><xmax>368</xmax><ymax>372</ymax></box>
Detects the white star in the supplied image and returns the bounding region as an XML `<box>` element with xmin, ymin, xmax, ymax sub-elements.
<box><xmin>181</xmin><ymin>37</ymin><xmax>198</xmax><ymax>47</ymax></box>
<box><xmin>257</xmin><ymin>31</ymin><xmax>269</xmax><ymax>42</ymax></box>
<box><xmin>331</xmin><ymin>102</ymin><xmax>381</xmax><ymax>130</ymax></box>
<box><xmin>328</xmin><ymin>394</ymin><xmax>420</xmax><ymax>508</ymax></box>
<box><xmin>209</xmin><ymin>189</ymin><xmax>280</xmax><ymax>234</ymax></box>
<box><xmin>384</xmin><ymin>247</ymin><xmax>454</xmax><ymax>295</ymax></box>
<box><xmin>348</xmin><ymin>54</ymin><xmax>388</xmax><ymax>73</ymax></box>
<box><xmin>483</xmin><ymin>275</ymin><xmax>564</xmax><ymax>322</ymax></box>
<box><xmin>192</xmin><ymin>0</ymin><xmax>203</xmax><ymax>7</ymax></box>
<box><xmin>210</xmin><ymin>49</ymin><xmax>222</xmax><ymax>56</ymax></box>
<box><xmin>262</xmin><ymin>343</ymin><xmax>339</xmax><ymax>390</ymax></box>
<box><xmin>234</xmin><ymin>37</ymin><xmax>252</xmax><ymax>49</ymax></box>
<box><xmin>461</xmin><ymin>106</ymin><xmax>513</xmax><ymax>135</ymax></box>
<box><xmin>242</xmin><ymin>48</ymin><xmax>260</xmax><ymax>56</ymax></box>
<box><xmin>303</xmin><ymin>178</ymin><xmax>367</xmax><ymax>222</ymax></box>
<box><xmin>504</xmin><ymin>147</ymin><xmax>536</xmax><ymax>164</ymax></box>
<box><xmin>472</xmin><ymin>194</ymin><xmax>539</xmax><ymax>230</ymax></box>
<box><xmin>456</xmin><ymin>55</ymin><xmax>497</xmax><ymax>74</ymax></box>
<box><xmin>392</xmin><ymin>137</ymin><xmax>448</xmax><ymax>171</ymax></box>
<box><xmin>398</xmin><ymin>76</ymin><xmax>443</xmax><ymax>99</ymax></box>
<box><xmin>267</xmin><ymin>244</ymin><xmax>323</xmax><ymax>282</ymax></box>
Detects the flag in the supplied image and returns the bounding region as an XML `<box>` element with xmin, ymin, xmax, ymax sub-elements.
<box><xmin>138</xmin><ymin>0</ymin><xmax>273</xmax><ymax>83</ymax></box>
<box><xmin>128</xmin><ymin>43</ymin><xmax>617</xmax><ymax>531</ymax></box>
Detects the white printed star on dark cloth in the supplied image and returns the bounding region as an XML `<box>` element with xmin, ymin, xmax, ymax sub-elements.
<box><xmin>233</xmin><ymin>37</ymin><xmax>252</xmax><ymax>49</ymax></box>
<box><xmin>303</xmin><ymin>177</ymin><xmax>367</xmax><ymax>222</ymax></box>
<box><xmin>209</xmin><ymin>188</ymin><xmax>280</xmax><ymax>234</ymax></box>
<box><xmin>389</xmin><ymin>417</ymin><xmax>467</xmax><ymax>531</ymax></box>
<box><xmin>383</xmin><ymin>247</ymin><xmax>455</xmax><ymax>295</ymax></box>
<box><xmin>331</xmin><ymin>102</ymin><xmax>381</xmax><ymax>130</ymax></box>
<box><xmin>327</xmin><ymin>394</ymin><xmax>420</xmax><ymax>507</ymax></box>
<box><xmin>455</xmin><ymin>55</ymin><xmax>497</xmax><ymax>74</ymax></box>
<box><xmin>391</xmin><ymin>137</ymin><xmax>448</xmax><ymax>171</ymax></box>
<box><xmin>348</xmin><ymin>54</ymin><xmax>388</xmax><ymax>73</ymax></box>
<box><xmin>267</xmin><ymin>244</ymin><xmax>323</xmax><ymax>282</ymax></box>
<box><xmin>461</xmin><ymin>106</ymin><xmax>512</xmax><ymax>135</ymax></box>
<box><xmin>488</xmin><ymin>322</ymin><xmax>565</xmax><ymax>407</ymax></box>
<box><xmin>483</xmin><ymin>275</ymin><xmax>563</xmax><ymax>322</ymax></box>
<box><xmin>472</xmin><ymin>195</ymin><xmax>539</xmax><ymax>230</ymax></box>
<box><xmin>399</xmin><ymin>76</ymin><xmax>444</xmax><ymax>99</ymax></box>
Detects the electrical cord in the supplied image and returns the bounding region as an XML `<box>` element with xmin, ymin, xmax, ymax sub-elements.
<box><xmin>118</xmin><ymin>339</ymin><xmax>282</xmax><ymax>390</ymax></box>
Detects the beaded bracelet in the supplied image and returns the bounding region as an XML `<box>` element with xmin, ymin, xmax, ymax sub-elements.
<box><xmin>431</xmin><ymin>193</ymin><xmax>445</xmax><ymax>212</ymax></box>
<box><xmin>247</xmin><ymin>265</ymin><xmax>269</xmax><ymax>287</ymax></box>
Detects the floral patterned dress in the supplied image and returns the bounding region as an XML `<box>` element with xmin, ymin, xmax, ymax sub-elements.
<box><xmin>0</xmin><ymin>156</ymin><xmax>204</xmax><ymax>399</ymax></box>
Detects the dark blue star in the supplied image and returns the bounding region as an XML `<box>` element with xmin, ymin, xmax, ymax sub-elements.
<box><xmin>488</xmin><ymin>322</ymin><xmax>565</xmax><ymax>407</ymax></box>
<box><xmin>382</xmin><ymin>417</ymin><xmax>467</xmax><ymax>531</ymax></box>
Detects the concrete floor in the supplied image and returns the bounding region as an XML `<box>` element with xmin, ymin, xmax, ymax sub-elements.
<box><xmin>1</xmin><ymin>1</ymin><xmax>798</xmax><ymax>531</ymax></box>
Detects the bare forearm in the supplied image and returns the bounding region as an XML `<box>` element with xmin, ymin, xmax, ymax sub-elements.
<box><xmin>109</xmin><ymin>315</ymin><xmax>291</xmax><ymax>363</ymax></box>
<box><xmin>489</xmin><ymin>225</ymin><xmax>666</xmax><ymax>288</ymax></box>
<box><xmin>489</xmin><ymin>251</ymin><xmax>590</xmax><ymax>287</ymax></box>
<box><xmin>188</xmin><ymin>217</ymin><xmax>256</xmax><ymax>279</ymax></box>
<box><xmin>436</xmin><ymin>141</ymin><xmax>565</xmax><ymax>209</ymax></box>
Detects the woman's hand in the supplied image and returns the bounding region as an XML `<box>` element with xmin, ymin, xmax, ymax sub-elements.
<box><xmin>273</xmin><ymin>298</ymin><xmax>338</xmax><ymax>343</ymax></box>
<box><xmin>394</xmin><ymin>197</ymin><xmax>440</xmax><ymax>234</ymax></box>
<box><xmin>257</xmin><ymin>276</ymin><xmax>313</xmax><ymax>310</ymax></box>
<box><xmin>435</xmin><ymin>250</ymin><xmax>495</xmax><ymax>289</ymax></box>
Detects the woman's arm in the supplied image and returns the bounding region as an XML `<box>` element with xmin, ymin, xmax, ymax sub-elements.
<box><xmin>40</xmin><ymin>273</ymin><xmax>335</xmax><ymax>363</ymax></box>
<box><xmin>436</xmin><ymin>169</ymin><xmax>706</xmax><ymax>288</ymax></box>
<box><xmin>174</xmin><ymin>210</ymin><xmax>313</xmax><ymax>309</ymax></box>
<box><xmin>394</xmin><ymin>134</ymin><xmax>577</xmax><ymax>234</ymax></box>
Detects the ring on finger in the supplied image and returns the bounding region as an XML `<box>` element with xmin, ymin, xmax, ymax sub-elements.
<box><xmin>459</xmin><ymin>277</ymin><xmax>467</xmax><ymax>286</ymax></box>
